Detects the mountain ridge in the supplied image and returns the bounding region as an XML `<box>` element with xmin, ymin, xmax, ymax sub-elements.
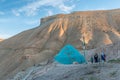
<box><xmin>0</xmin><ymin>9</ymin><xmax>120</xmax><ymax>79</ymax></box>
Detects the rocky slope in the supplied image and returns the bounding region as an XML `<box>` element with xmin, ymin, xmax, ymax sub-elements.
<box><xmin>12</xmin><ymin>63</ymin><xmax>120</xmax><ymax>80</ymax></box>
<box><xmin>12</xmin><ymin>41</ymin><xmax>120</xmax><ymax>80</ymax></box>
<box><xmin>0</xmin><ymin>9</ymin><xmax>120</xmax><ymax>79</ymax></box>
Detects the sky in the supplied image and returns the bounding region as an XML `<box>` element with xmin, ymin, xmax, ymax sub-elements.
<box><xmin>0</xmin><ymin>0</ymin><xmax>120</xmax><ymax>39</ymax></box>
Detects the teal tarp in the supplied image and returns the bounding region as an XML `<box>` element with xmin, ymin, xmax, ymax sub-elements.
<box><xmin>54</xmin><ymin>44</ymin><xmax>86</xmax><ymax>64</ymax></box>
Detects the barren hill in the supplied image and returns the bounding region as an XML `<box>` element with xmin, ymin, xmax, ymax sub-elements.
<box><xmin>0</xmin><ymin>9</ymin><xmax>120</xmax><ymax>79</ymax></box>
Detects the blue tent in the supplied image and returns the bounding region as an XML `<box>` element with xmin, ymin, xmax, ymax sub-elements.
<box><xmin>54</xmin><ymin>44</ymin><xmax>86</xmax><ymax>64</ymax></box>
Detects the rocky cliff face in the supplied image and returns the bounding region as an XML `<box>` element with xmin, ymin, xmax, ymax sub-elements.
<box><xmin>0</xmin><ymin>9</ymin><xmax>120</xmax><ymax>79</ymax></box>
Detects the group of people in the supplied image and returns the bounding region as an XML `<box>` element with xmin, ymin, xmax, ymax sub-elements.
<box><xmin>90</xmin><ymin>49</ymin><xmax>106</xmax><ymax>63</ymax></box>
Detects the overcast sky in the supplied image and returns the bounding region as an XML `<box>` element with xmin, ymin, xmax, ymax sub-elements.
<box><xmin>0</xmin><ymin>0</ymin><xmax>120</xmax><ymax>39</ymax></box>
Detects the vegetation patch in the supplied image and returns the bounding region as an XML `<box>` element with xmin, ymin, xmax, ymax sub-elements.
<box><xmin>85</xmin><ymin>71</ymin><xmax>95</xmax><ymax>75</ymax></box>
<box><xmin>79</xmin><ymin>77</ymin><xmax>84</xmax><ymax>80</ymax></box>
<box><xmin>89</xmin><ymin>76</ymin><xmax>100</xmax><ymax>80</ymax></box>
<box><xmin>108</xmin><ymin>58</ymin><xmax>120</xmax><ymax>63</ymax></box>
<box><xmin>109</xmin><ymin>70</ymin><xmax>117</xmax><ymax>77</ymax></box>
<box><xmin>92</xmin><ymin>65</ymin><xmax>99</xmax><ymax>69</ymax></box>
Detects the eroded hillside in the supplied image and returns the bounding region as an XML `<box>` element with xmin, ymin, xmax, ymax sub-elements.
<box><xmin>0</xmin><ymin>9</ymin><xmax>120</xmax><ymax>79</ymax></box>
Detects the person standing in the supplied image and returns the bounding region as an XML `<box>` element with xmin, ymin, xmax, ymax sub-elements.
<box><xmin>101</xmin><ymin>49</ymin><xmax>106</xmax><ymax>62</ymax></box>
<box><xmin>94</xmin><ymin>53</ymin><xmax>99</xmax><ymax>63</ymax></box>
<box><xmin>90</xmin><ymin>56</ymin><xmax>94</xmax><ymax>64</ymax></box>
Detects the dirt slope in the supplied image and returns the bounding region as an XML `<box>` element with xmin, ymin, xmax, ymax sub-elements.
<box><xmin>0</xmin><ymin>9</ymin><xmax>120</xmax><ymax>79</ymax></box>
<box><xmin>12</xmin><ymin>41</ymin><xmax>120</xmax><ymax>80</ymax></box>
<box><xmin>22</xmin><ymin>63</ymin><xmax>120</xmax><ymax>80</ymax></box>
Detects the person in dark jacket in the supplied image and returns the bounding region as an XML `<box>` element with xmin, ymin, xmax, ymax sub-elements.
<box><xmin>101</xmin><ymin>51</ymin><xmax>106</xmax><ymax>62</ymax></box>
<box><xmin>94</xmin><ymin>53</ymin><xmax>99</xmax><ymax>63</ymax></box>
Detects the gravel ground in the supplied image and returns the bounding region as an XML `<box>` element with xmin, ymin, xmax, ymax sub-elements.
<box><xmin>12</xmin><ymin>62</ymin><xmax>120</xmax><ymax>80</ymax></box>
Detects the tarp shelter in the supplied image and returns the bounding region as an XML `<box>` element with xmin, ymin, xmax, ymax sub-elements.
<box><xmin>54</xmin><ymin>44</ymin><xmax>86</xmax><ymax>64</ymax></box>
